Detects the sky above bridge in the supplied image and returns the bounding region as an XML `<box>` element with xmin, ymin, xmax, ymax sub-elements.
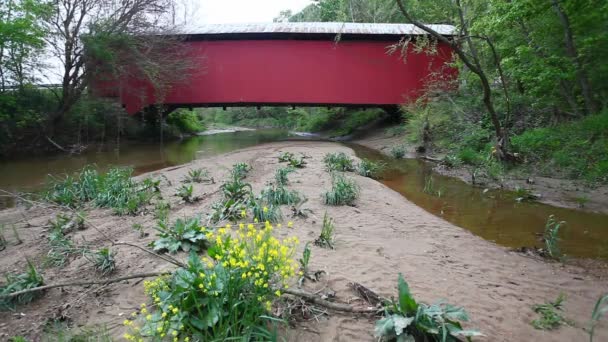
<box><xmin>186</xmin><ymin>0</ymin><xmax>313</xmax><ymax>24</ymax></box>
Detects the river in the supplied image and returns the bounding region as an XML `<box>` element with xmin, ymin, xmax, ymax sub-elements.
<box><xmin>1</xmin><ymin>129</ymin><xmax>607</xmax><ymax>259</ymax></box>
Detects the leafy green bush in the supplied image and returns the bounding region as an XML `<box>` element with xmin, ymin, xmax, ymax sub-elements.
<box><xmin>125</xmin><ymin>223</ymin><xmax>299</xmax><ymax>340</ymax></box>
<box><xmin>211</xmin><ymin>173</ymin><xmax>253</xmax><ymax>222</ymax></box>
<box><xmin>324</xmin><ymin>173</ymin><xmax>359</xmax><ymax>206</ymax></box>
<box><xmin>166</xmin><ymin>109</ymin><xmax>205</xmax><ymax>134</ymax></box>
<box><xmin>0</xmin><ymin>261</ymin><xmax>44</xmax><ymax>310</ymax></box>
<box><xmin>152</xmin><ymin>217</ymin><xmax>210</xmax><ymax>254</ymax></box>
<box><xmin>531</xmin><ymin>294</ymin><xmax>571</xmax><ymax>330</ymax></box>
<box><xmin>389</xmin><ymin>145</ymin><xmax>406</xmax><ymax>159</ymax></box>
<box><xmin>324</xmin><ymin>152</ymin><xmax>355</xmax><ymax>171</ymax></box>
<box><xmin>357</xmin><ymin>159</ymin><xmax>385</xmax><ymax>179</ymax></box>
<box><xmin>231</xmin><ymin>162</ymin><xmax>251</xmax><ymax>179</ymax></box>
<box><xmin>43</xmin><ymin>166</ymin><xmax>157</xmax><ymax>215</ymax></box>
<box><xmin>375</xmin><ymin>274</ymin><xmax>480</xmax><ymax>341</ymax></box>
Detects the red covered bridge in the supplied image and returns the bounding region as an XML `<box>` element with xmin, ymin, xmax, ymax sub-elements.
<box><xmin>92</xmin><ymin>22</ymin><xmax>456</xmax><ymax>115</ymax></box>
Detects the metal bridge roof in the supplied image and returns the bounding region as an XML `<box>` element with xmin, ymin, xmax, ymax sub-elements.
<box><xmin>180</xmin><ymin>22</ymin><xmax>456</xmax><ymax>36</ymax></box>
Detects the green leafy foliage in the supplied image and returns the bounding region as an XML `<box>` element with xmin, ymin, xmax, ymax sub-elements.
<box><xmin>275</xmin><ymin>167</ymin><xmax>294</xmax><ymax>186</ymax></box>
<box><xmin>175</xmin><ymin>184</ymin><xmax>198</xmax><ymax>203</ymax></box>
<box><xmin>211</xmin><ymin>171</ymin><xmax>253</xmax><ymax>222</ymax></box>
<box><xmin>0</xmin><ymin>261</ymin><xmax>44</xmax><ymax>310</ymax></box>
<box><xmin>231</xmin><ymin>162</ymin><xmax>251</xmax><ymax>179</ymax></box>
<box><xmin>182</xmin><ymin>168</ymin><xmax>210</xmax><ymax>183</ymax></box>
<box><xmin>152</xmin><ymin>217</ymin><xmax>210</xmax><ymax>254</ymax></box>
<box><xmin>324</xmin><ymin>173</ymin><xmax>359</xmax><ymax>206</ymax></box>
<box><xmin>543</xmin><ymin>215</ymin><xmax>565</xmax><ymax>260</ymax></box>
<box><xmin>166</xmin><ymin>109</ymin><xmax>206</xmax><ymax>134</ymax></box>
<box><xmin>357</xmin><ymin>158</ymin><xmax>385</xmax><ymax>179</ymax></box>
<box><xmin>299</xmin><ymin>242</ymin><xmax>312</xmax><ymax>273</ymax></box>
<box><xmin>324</xmin><ymin>152</ymin><xmax>355</xmax><ymax>171</ymax></box>
<box><xmin>531</xmin><ymin>294</ymin><xmax>572</xmax><ymax>330</ymax></box>
<box><xmin>590</xmin><ymin>293</ymin><xmax>608</xmax><ymax>342</ymax></box>
<box><xmin>314</xmin><ymin>212</ymin><xmax>335</xmax><ymax>249</ymax></box>
<box><xmin>375</xmin><ymin>274</ymin><xmax>481</xmax><ymax>342</ymax></box>
<box><xmin>389</xmin><ymin>145</ymin><xmax>406</xmax><ymax>159</ymax></box>
<box><xmin>43</xmin><ymin>166</ymin><xmax>157</xmax><ymax>215</ymax></box>
<box><xmin>89</xmin><ymin>248</ymin><xmax>116</xmax><ymax>275</ymax></box>
<box><xmin>278</xmin><ymin>152</ymin><xmax>306</xmax><ymax>168</ymax></box>
<box><xmin>251</xmin><ymin>201</ymin><xmax>282</xmax><ymax>223</ymax></box>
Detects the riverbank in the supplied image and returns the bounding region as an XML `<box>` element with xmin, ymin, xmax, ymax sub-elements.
<box><xmin>353</xmin><ymin>127</ymin><xmax>608</xmax><ymax>215</ymax></box>
<box><xmin>0</xmin><ymin>141</ymin><xmax>606</xmax><ymax>341</ymax></box>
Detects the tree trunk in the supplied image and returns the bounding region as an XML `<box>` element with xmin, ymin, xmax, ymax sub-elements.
<box><xmin>551</xmin><ymin>0</ymin><xmax>598</xmax><ymax>114</ymax></box>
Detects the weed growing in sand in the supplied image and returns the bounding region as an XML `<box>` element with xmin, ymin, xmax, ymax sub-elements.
<box><xmin>49</xmin><ymin>212</ymin><xmax>85</xmax><ymax>234</ymax></box>
<box><xmin>89</xmin><ymin>247</ymin><xmax>116</xmax><ymax>275</ymax></box>
<box><xmin>299</xmin><ymin>242</ymin><xmax>312</xmax><ymax>273</ymax></box>
<box><xmin>544</xmin><ymin>215</ymin><xmax>565</xmax><ymax>259</ymax></box>
<box><xmin>251</xmin><ymin>201</ymin><xmax>282</xmax><ymax>223</ymax></box>
<box><xmin>531</xmin><ymin>294</ymin><xmax>572</xmax><ymax>330</ymax></box>
<box><xmin>45</xmin><ymin>221</ymin><xmax>87</xmax><ymax>267</ymax></box>
<box><xmin>176</xmin><ymin>184</ymin><xmax>198</xmax><ymax>203</ymax></box>
<box><xmin>0</xmin><ymin>260</ymin><xmax>44</xmax><ymax>310</ymax></box>
<box><xmin>0</xmin><ymin>225</ymin><xmax>6</xmax><ymax>251</ymax></box>
<box><xmin>314</xmin><ymin>212</ymin><xmax>335</xmax><ymax>249</ymax></box>
<box><xmin>154</xmin><ymin>200</ymin><xmax>171</xmax><ymax>223</ymax></box>
<box><xmin>389</xmin><ymin>145</ymin><xmax>406</xmax><ymax>159</ymax></box>
<box><xmin>43</xmin><ymin>166</ymin><xmax>157</xmax><ymax>215</ymax></box>
<box><xmin>324</xmin><ymin>173</ymin><xmax>359</xmax><ymax>206</ymax></box>
<box><xmin>43</xmin><ymin>322</ymin><xmax>113</xmax><ymax>342</ymax></box>
<box><xmin>232</xmin><ymin>162</ymin><xmax>252</xmax><ymax>179</ymax></box>
<box><xmin>152</xmin><ymin>216</ymin><xmax>210</xmax><ymax>254</ymax></box>
<box><xmin>278</xmin><ymin>151</ymin><xmax>295</xmax><ymax>162</ymax></box>
<box><xmin>125</xmin><ymin>221</ymin><xmax>299</xmax><ymax>340</ymax></box>
<box><xmin>261</xmin><ymin>184</ymin><xmax>301</xmax><ymax>206</ymax></box>
<box><xmin>589</xmin><ymin>293</ymin><xmax>608</xmax><ymax>341</ymax></box>
<box><xmin>324</xmin><ymin>152</ymin><xmax>355</xmax><ymax>172</ymax></box>
<box><xmin>275</xmin><ymin>167</ymin><xmax>295</xmax><ymax>186</ymax></box>
<box><xmin>375</xmin><ymin>274</ymin><xmax>481</xmax><ymax>341</ymax></box>
<box><xmin>182</xmin><ymin>168</ymin><xmax>210</xmax><ymax>183</ymax></box>
<box><xmin>357</xmin><ymin>159</ymin><xmax>385</xmax><ymax>179</ymax></box>
<box><xmin>211</xmin><ymin>173</ymin><xmax>253</xmax><ymax>222</ymax></box>
<box><xmin>278</xmin><ymin>152</ymin><xmax>306</xmax><ymax>168</ymax></box>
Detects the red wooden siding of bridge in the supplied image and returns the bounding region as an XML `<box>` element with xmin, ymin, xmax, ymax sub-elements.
<box><xmin>92</xmin><ymin>23</ymin><xmax>457</xmax><ymax>114</ymax></box>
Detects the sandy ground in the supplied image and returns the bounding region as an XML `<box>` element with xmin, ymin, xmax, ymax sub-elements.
<box><xmin>0</xmin><ymin>141</ymin><xmax>607</xmax><ymax>341</ymax></box>
<box><xmin>354</xmin><ymin>127</ymin><xmax>608</xmax><ymax>215</ymax></box>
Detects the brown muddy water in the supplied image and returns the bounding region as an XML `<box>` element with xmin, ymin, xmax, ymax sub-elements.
<box><xmin>0</xmin><ymin>129</ymin><xmax>606</xmax><ymax>259</ymax></box>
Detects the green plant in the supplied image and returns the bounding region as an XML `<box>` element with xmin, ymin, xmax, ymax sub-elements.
<box><xmin>176</xmin><ymin>184</ymin><xmax>198</xmax><ymax>203</ymax></box>
<box><xmin>315</xmin><ymin>212</ymin><xmax>335</xmax><ymax>249</ymax></box>
<box><xmin>574</xmin><ymin>195</ymin><xmax>590</xmax><ymax>208</ymax></box>
<box><xmin>357</xmin><ymin>159</ymin><xmax>385</xmax><ymax>179</ymax></box>
<box><xmin>132</xmin><ymin>223</ymin><xmax>147</xmax><ymax>238</ymax></box>
<box><xmin>9</xmin><ymin>336</ymin><xmax>27</xmax><ymax>342</ymax></box>
<box><xmin>389</xmin><ymin>145</ymin><xmax>406</xmax><ymax>159</ymax></box>
<box><xmin>251</xmin><ymin>201</ymin><xmax>282</xmax><ymax>223</ymax></box>
<box><xmin>232</xmin><ymin>162</ymin><xmax>251</xmax><ymax>179</ymax></box>
<box><xmin>49</xmin><ymin>212</ymin><xmax>85</xmax><ymax>234</ymax></box>
<box><xmin>442</xmin><ymin>154</ymin><xmax>463</xmax><ymax>168</ymax></box>
<box><xmin>182</xmin><ymin>168</ymin><xmax>210</xmax><ymax>183</ymax></box>
<box><xmin>46</xmin><ymin>222</ymin><xmax>86</xmax><ymax>267</ymax></box>
<box><xmin>275</xmin><ymin>167</ymin><xmax>294</xmax><ymax>186</ymax></box>
<box><xmin>278</xmin><ymin>151</ymin><xmax>295</xmax><ymax>162</ymax></box>
<box><xmin>299</xmin><ymin>242</ymin><xmax>312</xmax><ymax>274</ymax></box>
<box><xmin>324</xmin><ymin>152</ymin><xmax>355</xmax><ymax>171</ymax></box>
<box><xmin>287</xmin><ymin>156</ymin><xmax>306</xmax><ymax>168</ymax></box>
<box><xmin>531</xmin><ymin>294</ymin><xmax>572</xmax><ymax>330</ymax></box>
<box><xmin>261</xmin><ymin>184</ymin><xmax>301</xmax><ymax>206</ymax></box>
<box><xmin>166</xmin><ymin>109</ymin><xmax>205</xmax><ymax>134</ymax></box>
<box><xmin>544</xmin><ymin>215</ymin><xmax>565</xmax><ymax>259</ymax></box>
<box><xmin>514</xmin><ymin>187</ymin><xmax>536</xmax><ymax>202</ymax></box>
<box><xmin>324</xmin><ymin>173</ymin><xmax>359</xmax><ymax>206</ymax></box>
<box><xmin>154</xmin><ymin>200</ymin><xmax>171</xmax><ymax>223</ymax></box>
<box><xmin>211</xmin><ymin>174</ymin><xmax>253</xmax><ymax>222</ymax></box>
<box><xmin>42</xmin><ymin>322</ymin><xmax>113</xmax><ymax>342</ymax></box>
<box><xmin>152</xmin><ymin>217</ymin><xmax>210</xmax><ymax>254</ymax></box>
<box><xmin>589</xmin><ymin>293</ymin><xmax>608</xmax><ymax>342</ymax></box>
<box><xmin>89</xmin><ymin>247</ymin><xmax>116</xmax><ymax>275</ymax></box>
<box><xmin>0</xmin><ymin>225</ymin><xmax>6</xmax><ymax>251</ymax></box>
<box><xmin>125</xmin><ymin>223</ymin><xmax>298</xmax><ymax>340</ymax></box>
<box><xmin>0</xmin><ymin>260</ymin><xmax>44</xmax><ymax>310</ymax></box>
<box><xmin>375</xmin><ymin>274</ymin><xmax>480</xmax><ymax>342</ymax></box>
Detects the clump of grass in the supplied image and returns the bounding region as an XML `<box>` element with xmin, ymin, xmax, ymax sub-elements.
<box><xmin>251</xmin><ymin>201</ymin><xmax>282</xmax><ymax>223</ymax></box>
<box><xmin>299</xmin><ymin>242</ymin><xmax>312</xmax><ymax>274</ymax></box>
<box><xmin>323</xmin><ymin>152</ymin><xmax>355</xmax><ymax>171</ymax></box>
<box><xmin>182</xmin><ymin>168</ymin><xmax>211</xmax><ymax>183</ymax></box>
<box><xmin>261</xmin><ymin>185</ymin><xmax>301</xmax><ymax>206</ymax></box>
<box><xmin>531</xmin><ymin>294</ymin><xmax>572</xmax><ymax>330</ymax></box>
<box><xmin>357</xmin><ymin>159</ymin><xmax>385</xmax><ymax>179</ymax></box>
<box><xmin>89</xmin><ymin>247</ymin><xmax>116</xmax><ymax>275</ymax></box>
<box><xmin>275</xmin><ymin>167</ymin><xmax>294</xmax><ymax>186</ymax></box>
<box><xmin>375</xmin><ymin>274</ymin><xmax>481</xmax><ymax>341</ymax></box>
<box><xmin>574</xmin><ymin>195</ymin><xmax>589</xmax><ymax>208</ymax></box>
<box><xmin>324</xmin><ymin>173</ymin><xmax>359</xmax><ymax>206</ymax></box>
<box><xmin>153</xmin><ymin>200</ymin><xmax>171</xmax><ymax>223</ymax></box>
<box><xmin>514</xmin><ymin>186</ymin><xmax>537</xmax><ymax>202</ymax></box>
<box><xmin>46</xmin><ymin>214</ymin><xmax>88</xmax><ymax>267</ymax></box>
<box><xmin>589</xmin><ymin>293</ymin><xmax>608</xmax><ymax>341</ymax></box>
<box><xmin>211</xmin><ymin>173</ymin><xmax>253</xmax><ymax>222</ymax></box>
<box><xmin>0</xmin><ymin>261</ymin><xmax>44</xmax><ymax>310</ymax></box>
<box><xmin>389</xmin><ymin>145</ymin><xmax>406</xmax><ymax>159</ymax></box>
<box><xmin>422</xmin><ymin>175</ymin><xmax>443</xmax><ymax>197</ymax></box>
<box><xmin>43</xmin><ymin>166</ymin><xmax>157</xmax><ymax>215</ymax></box>
<box><xmin>314</xmin><ymin>212</ymin><xmax>335</xmax><ymax>249</ymax></box>
<box><xmin>176</xmin><ymin>184</ymin><xmax>199</xmax><ymax>203</ymax></box>
<box><xmin>152</xmin><ymin>216</ymin><xmax>210</xmax><ymax>254</ymax></box>
<box><xmin>49</xmin><ymin>212</ymin><xmax>85</xmax><ymax>234</ymax></box>
<box><xmin>232</xmin><ymin>162</ymin><xmax>251</xmax><ymax>179</ymax></box>
<box><xmin>544</xmin><ymin>215</ymin><xmax>565</xmax><ymax>259</ymax></box>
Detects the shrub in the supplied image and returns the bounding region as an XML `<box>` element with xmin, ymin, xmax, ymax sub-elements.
<box><xmin>125</xmin><ymin>222</ymin><xmax>299</xmax><ymax>340</ymax></box>
<box><xmin>375</xmin><ymin>274</ymin><xmax>480</xmax><ymax>341</ymax></box>
<box><xmin>357</xmin><ymin>159</ymin><xmax>385</xmax><ymax>179</ymax></box>
<box><xmin>389</xmin><ymin>145</ymin><xmax>406</xmax><ymax>159</ymax></box>
<box><xmin>43</xmin><ymin>166</ymin><xmax>157</xmax><ymax>215</ymax></box>
<box><xmin>531</xmin><ymin>294</ymin><xmax>572</xmax><ymax>330</ymax></box>
<box><xmin>324</xmin><ymin>173</ymin><xmax>359</xmax><ymax>206</ymax></box>
<box><xmin>0</xmin><ymin>261</ymin><xmax>44</xmax><ymax>310</ymax></box>
<box><xmin>314</xmin><ymin>212</ymin><xmax>335</xmax><ymax>249</ymax></box>
<box><xmin>152</xmin><ymin>217</ymin><xmax>210</xmax><ymax>254</ymax></box>
<box><xmin>324</xmin><ymin>152</ymin><xmax>355</xmax><ymax>171</ymax></box>
<box><xmin>182</xmin><ymin>168</ymin><xmax>210</xmax><ymax>183</ymax></box>
<box><xmin>166</xmin><ymin>109</ymin><xmax>205</xmax><ymax>134</ymax></box>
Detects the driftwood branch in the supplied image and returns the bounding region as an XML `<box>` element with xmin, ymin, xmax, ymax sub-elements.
<box><xmin>0</xmin><ymin>272</ymin><xmax>168</xmax><ymax>300</ymax></box>
<box><xmin>283</xmin><ymin>288</ymin><xmax>379</xmax><ymax>314</ymax></box>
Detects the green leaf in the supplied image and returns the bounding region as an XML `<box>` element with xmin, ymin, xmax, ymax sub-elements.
<box><xmin>392</xmin><ymin>315</ymin><xmax>414</xmax><ymax>336</ymax></box>
<box><xmin>398</xmin><ymin>274</ymin><xmax>418</xmax><ymax>315</ymax></box>
<box><xmin>374</xmin><ymin>317</ymin><xmax>395</xmax><ymax>337</ymax></box>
